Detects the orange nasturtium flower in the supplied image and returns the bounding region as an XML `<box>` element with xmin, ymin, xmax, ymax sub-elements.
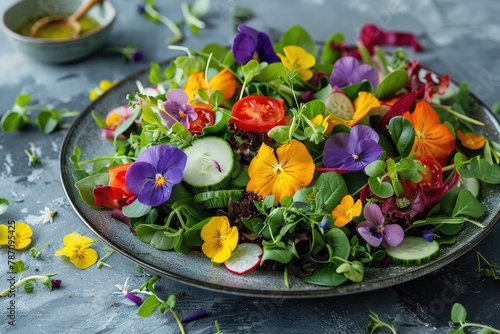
<box><xmin>0</xmin><ymin>222</ymin><xmax>33</xmax><ymax>250</ymax></box>
<box><xmin>326</xmin><ymin>91</ymin><xmax>381</xmax><ymax>130</ymax></box>
<box><xmin>201</xmin><ymin>216</ymin><xmax>238</xmax><ymax>263</ymax></box>
<box><xmin>456</xmin><ymin>130</ymin><xmax>485</xmax><ymax>150</ymax></box>
<box><xmin>277</xmin><ymin>45</ymin><xmax>316</xmax><ymax>81</ymax></box>
<box><xmin>403</xmin><ymin>101</ymin><xmax>455</xmax><ymax>166</ymax></box>
<box><xmin>332</xmin><ymin>195</ymin><xmax>362</xmax><ymax>227</ymax></box>
<box><xmin>55</xmin><ymin>233</ymin><xmax>98</xmax><ymax>269</ymax></box>
<box><xmin>247</xmin><ymin>139</ymin><xmax>315</xmax><ymax>205</ymax></box>
<box><xmin>183</xmin><ymin>68</ymin><xmax>237</xmax><ymax>101</ymax></box>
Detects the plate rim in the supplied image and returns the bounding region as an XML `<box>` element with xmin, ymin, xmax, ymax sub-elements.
<box><xmin>59</xmin><ymin>60</ymin><xmax>500</xmax><ymax>298</ymax></box>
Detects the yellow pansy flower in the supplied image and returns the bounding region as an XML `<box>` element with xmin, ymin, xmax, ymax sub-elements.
<box><xmin>183</xmin><ymin>68</ymin><xmax>237</xmax><ymax>101</ymax></box>
<box><xmin>277</xmin><ymin>45</ymin><xmax>316</xmax><ymax>81</ymax></box>
<box><xmin>332</xmin><ymin>195</ymin><xmax>362</xmax><ymax>227</ymax></box>
<box><xmin>55</xmin><ymin>233</ymin><xmax>98</xmax><ymax>269</ymax></box>
<box><xmin>89</xmin><ymin>80</ymin><xmax>118</xmax><ymax>101</ymax></box>
<box><xmin>0</xmin><ymin>222</ymin><xmax>32</xmax><ymax>250</ymax></box>
<box><xmin>247</xmin><ymin>139</ymin><xmax>315</xmax><ymax>205</ymax></box>
<box><xmin>201</xmin><ymin>216</ymin><xmax>239</xmax><ymax>263</ymax></box>
<box><xmin>311</xmin><ymin>114</ymin><xmax>331</xmax><ymax>134</ymax></box>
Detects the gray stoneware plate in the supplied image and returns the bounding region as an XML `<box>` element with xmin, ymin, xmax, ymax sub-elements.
<box><xmin>59</xmin><ymin>62</ymin><xmax>500</xmax><ymax>298</ymax></box>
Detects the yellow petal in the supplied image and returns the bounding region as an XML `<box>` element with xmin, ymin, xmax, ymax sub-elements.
<box><xmin>183</xmin><ymin>72</ymin><xmax>206</xmax><ymax>100</ymax></box>
<box><xmin>349</xmin><ymin>92</ymin><xmax>380</xmax><ymax>126</ymax></box>
<box><xmin>54</xmin><ymin>247</ymin><xmax>67</xmax><ymax>257</ymax></box>
<box><xmin>70</xmin><ymin>248</ymin><xmax>98</xmax><ymax>269</ymax></box>
<box><xmin>201</xmin><ymin>216</ymin><xmax>229</xmax><ymax>241</ymax></box>
<box><xmin>224</xmin><ymin>226</ymin><xmax>239</xmax><ymax>252</ymax></box>
<box><xmin>0</xmin><ymin>225</ymin><xmax>7</xmax><ymax>245</ymax></box>
<box><xmin>211</xmin><ymin>242</ymin><xmax>233</xmax><ymax>263</ymax></box>
<box><xmin>201</xmin><ymin>239</ymin><xmax>220</xmax><ymax>259</ymax></box>
<box><xmin>14</xmin><ymin>222</ymin><xmax>33</xmax><ymax>238</ymax></box>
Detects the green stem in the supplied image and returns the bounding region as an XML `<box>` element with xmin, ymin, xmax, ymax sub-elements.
<box><xmin>432</xmin><ymin>103</ymin><xmax>485</xmax><ymax>126</ymax></box>
<box><xmin>60</xmin><ymin>111</ymin><xmax>80</xmax><ymax>118</ymax></box>
<box><xmin>170</xmin><ymin>308</ymin><xmax>187</xmax><ymax>334</ymax></box>
<box><xmin>97</xmin><ymin>249</ymin><xmax>116</xmax><ymax>268</ymax></box>
<box><xmin>144</xmin><ymin>4</ymin><xmax>183</xmax><ymax>44</ymax></box>
<box><xmin>180</xmin><ymin>2</ymin><xmax>205</xmax><ymax>29</ymax></box>
<box><xmin>459</xmin><ymin>323</ymin><xmax>500</xmax><ymax>333</ymax></box>
<box><xmin>77</xmin><ymin>155</ymin><xmax>133</xmax><ymax>168</ymax></box>
<box><xmin>0</xmin><ymin>274</ymin><xmax>58</xmax><ymax>297</ymax></box>
<box><xmin>167</xmin><ymin>45</ymin><xmax>192</xmax><ymax>58</ymax></box>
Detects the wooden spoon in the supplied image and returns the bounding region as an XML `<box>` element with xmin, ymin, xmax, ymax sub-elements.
<box><xmin>29</xmin><ymin>0</ymin><xmax>102</xmax><ymax>38</ymax></box>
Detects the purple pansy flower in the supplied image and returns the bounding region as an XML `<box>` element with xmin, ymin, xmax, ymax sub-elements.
<box><xmin>322</xmin><ymin>125</ymin><xmax>383</xmax><ymax>172</ymax></box>
<box><xmin>231</xmin><ymin>24</ymin><xmax>281</xmax><ymax>65</ymax></box>
<box><xmin>356</xmin><ymin>204</ymin><xmax>404</xmax><ymax>248</ymax></box>
<box><xmin>125</xmin><ymin>145</ymin><xmax>187</xmax><ymax>207</ymax></box>
<box><xmin>162</xmin><ymin>89</ymin><xmax>198</xmax><ymax>129</ymax></box>
<box><xmin>330</xmin><ymin>56</ymin><xmax>379</xmax><ymax>90</ymax></box>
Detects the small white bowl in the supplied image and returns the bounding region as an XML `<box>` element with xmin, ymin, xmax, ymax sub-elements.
<box><xmin>1</xmin><ymin>0</ymin><xmax>116</xmax><ymax>64</ymax></box>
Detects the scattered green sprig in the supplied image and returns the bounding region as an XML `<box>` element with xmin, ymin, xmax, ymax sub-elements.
<box><xmin>477</xmin><ymin>251</ymin><xmax>500</xmax><ymax>280</ymax></box>
<box><xmin>97</xmin><ymin>249</ymin><xmax>116</xmax><ymax>268</ymax></box>
<box><xmin>30</xmin><ymin>243</ymin><xmax>49</xmax><ymax>258</ymax></box>
<box><xmin>0</xmin><ymin>94</ymin><xmax>79</xmax><ymax>135</ymax></box>
<box><xmin>0</xmin><ymin>260</ymin><xmax>58</xmax><ymax>297</ymax></box>
<box><xmin>367</xmin><ymin>310</ymin><xmax>397</xmax><ymax>334</ymax></box>
<box><xmin>24</xmin><ymin>143</ymin><xmax>41</xmax><ymax>167</ymax></box>
<box><xmin>449</xmin><ymin>303</ymin><xmax>500</xmax><ymax>333</ymax></box>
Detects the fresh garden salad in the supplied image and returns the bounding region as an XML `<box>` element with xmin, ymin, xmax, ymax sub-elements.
<box><xmin>70</xmin><ymin>23</ymin><xmax>500</xmax><ymax>287</ymax></box>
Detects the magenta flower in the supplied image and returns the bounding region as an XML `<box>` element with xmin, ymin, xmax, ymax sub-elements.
<box><xmin>329</xmin><ymin>56</ymin><xmax>378</xmax><ymax>89</ymax></box>
<box><xmin>125</xmin><ymin>145</ymin><xmax>187</xmax><ymax>207</ymax></box>
<box><xmin>356</xmin><ymin>204</ymin><xmax>404</xmax><ymax>248</ymax></box>
<box><xmin>162</xmin><ymin>89</ymin><xmax>198</xmax><ymax>129</ymax></box>
<box><xmin>231</xmin><ymin>24</ymin><xmax>281</xmax><ymax>65</ymax></box>
<box><xmin>322</xmin><ymin>125</ymin><xmax>383</xmax><ymax>172</ymax></box>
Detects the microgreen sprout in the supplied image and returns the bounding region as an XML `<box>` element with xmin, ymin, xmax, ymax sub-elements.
<box><xmin>449</xmin><ymin>303</ymin><xmax>500</xmax><ymax>333</ymax></box>
<box><xmin>214</xmin><ymin>320</ymin><xmax>224</xmax><ymax>334</ymax></box>
<box><xmin>97</xmin><ymin>249</ymin><xmax>116</xmax><ymax>268</ymax></box>
<box><xmin>0</xmin><ymin>94</ymin><xmax>79</xmax><ymax>135</ymax></box>
<box><xmin>24</xmin><ymin>143</ymin><xmax>41</xmax><ymax>167</ymax></box>
<box><xmin>113</xmin><ymin>275</ymin><xmax>187</xmax><ymax>334</ymax></box>
<box><xmin>476</xmin><ymin>251</ymin><xmax>500</xmax><ymax>280</ymax></box>
<box><xmin>0</xmin><ymin>198</ymin><xmax>8</xmax><ymax>215</ymax></box>
<box><xmin>30</xmin><ymin>243</ymin><xmax>49</xmax><ymax>258</ymax></box>
<box><xmin>367</xmin><ymin>310</ymin><xmax>397</xmax><ymax>334</ymax></box>
<box><xmin>138</xmin><ymin>0</ymin><xmax>183</xmax><ymax>44</ymax></box>
<box><xmin>0</xmin><ymin>260</ymin><xmax>58</xmax><ymax>297</ymax></box>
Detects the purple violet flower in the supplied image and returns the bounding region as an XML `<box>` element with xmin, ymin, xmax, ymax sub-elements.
<box><xmin>125</xmin><ymin>145</ymin><xmax>187</xmax><ymax>207</ymax></box>
<box><xmin>114</xmin><ymin>278</ymin><xmax>142</xmax><ymax>305</ymax></box>
<box><xmin>330</xmin><ymin>56</ymin><xmax>379</xmax><ymax>90</ymax></box>
<box><xmin>356</xmin><ymin>204</ymin><xmax>404</xmax><ymax>248</ymax></box>
<box><xmin>162</xmin><ymin>89</ymin><xmax>198</xmax><ymax>129</ymax></box>
<box><xmin>231</xmin><ymin>24</ymin><xmax>281</xmax><ymax>65</ymax></box>
<box><xmin>51</xmin><ymin>279</ymin><xmax>62</xmax><ymax>289</ymax></box>
<box><xmin>422</xmin><ymin>230</ymin><xmax>435</xmax><ymax>242</ymax></box>
<box><xmin>181</xmin><ymin>309</ymin><xmax>209</xmax><ymax>323</ymax></box>
<box><xmin>322</xmin><ymin>125</ymin><xmax>383</xmax><ymax>172</ymax></box>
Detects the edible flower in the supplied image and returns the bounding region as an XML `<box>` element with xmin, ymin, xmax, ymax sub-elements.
<box><xmin>106</xmin><ymin>44</ymin><xmax>145</xmax><ymax>63</ymax></box>
<box><xmin>162</xmin><ymin>89</ymin><xmax>198</xmax><ymax>129</ymax></box>
<box><xmin>102</xmin><ymin>105</ymin><xmax>137</xmax><ymax>139</ymax></box>
<box><xmin>231</xmin><ymin>23</ymin><xmax>281</xmax><ymax>65</ymax></box>
<box><xmin>54</xmin><ymin>233</ymin><xmax>98</xmax><ymax>269</ymax></box>
<box><xmin>201</xmin><ymin>216</ymin><xmax>238</xmax><ymax>263</ymax></box>
<box><xmin>277</xmin><ymin>45</ymin><xmax>316</xmax><ymax>81</ymax></box>
<box><xmin>0</xmin><ymin>222</ymin><xmax>33</xmax><ymax>250</ymax></box>
<box><xmin>456</xmin><ymin>130</ymin><xmax>485</xmax><ymax>150</ymax></box>
<box><xmin>94</xmin><ymin>163</ymin><xmax>135</xmax><ymax>209</ymax></box>
<box><xmin>114</xmin><ymin>277</ymin><xmax>143</xmax><ymax>305</ymax></box>
<box><xmin>125</xmin><ymin>145</ymin><xmax>187</xmax><ymax>207</ymax></box>
<box><xmin>332</xmin><ymin>195</ymin><xmax>362</xmax><ymax>227</ymax></box>
<box><xmin>323</xmin><ymin>125</ymin><xmax>383</xmax><ymax>172</ymax></box>
<box><xmin>38</xmin><ymin>207</ymin><xmax>57</xmax><ymax>224</ymax></box>
<box><xmin>247</xmin><ymin>139</ymin><xmax>315</xmax><ymax>205</ymax></box>
<box><xmin>403</xmin><ymin>101</ymin><xmax>455</xmax><ymax>166</ymax></box>
<box><xmin>356</xmin><ymin>204</ymin><xmax>404</xmax><ymax>248</ymax></box>
<box><xmin>325</xmin><ymin>91</ymin><xmax>381</xmax><ymax>128</ymax></box>
<box><xmin>89</xmin><ymin>80</ymin><xmax>118</xmax><ymax>101</ymax></box>
<box><xmin>330</xmin><ymin>56</ymin><xmax>379</xmax><ymax>89</ymax></box>
<box><xmin>183</xmin><ymin>68</ymin><xmax>237</xmax><ymax>101</ymax></box>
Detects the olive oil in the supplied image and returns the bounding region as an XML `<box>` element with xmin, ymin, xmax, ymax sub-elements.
<box><xmin>19</xmin><ymin>15</ymin><xmax>100</xmax><ymax>39</ymax></box>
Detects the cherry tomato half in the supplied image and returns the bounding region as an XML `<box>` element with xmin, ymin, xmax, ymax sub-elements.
<box><xmin>417</xmin><ymin>157</ymin><xmax>443</xmax><ymax>188</ymax></box>
<box><xmin>230</xmin><ymin>95</ymin><xmax>285</xmax><ymax>132</ymax></box>
<box><xmin>188</xmin><ymin>106</ymin><xmax>215</xmax><ymax>134</ymax></box>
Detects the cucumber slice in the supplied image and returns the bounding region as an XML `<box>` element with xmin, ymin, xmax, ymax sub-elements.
<box><xmin>324</xmin><ymin>91</ymin><xmax>355</xmax><ymax>120</ymax></box>
<box><xmin>385</xmin><ymin>236</ymin><xmax>440</xmax><ymax>266</ymax></box>
<box><xmin>194</xmin><ymin>190</ymin><xmax>243</xmax><ymax>209</ymax></box>
<box><xmin>457</xmin><ymin>177</ymin><xmax>481</xmax><ymax>198</ymax></box>
<box><xmin>183</xmin><ymin>137</ymin><xmax>234</xmax><ymax>190</ymax></box>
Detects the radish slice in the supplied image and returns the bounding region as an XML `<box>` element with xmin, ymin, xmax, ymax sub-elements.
<box><xmin>224</xmin><ymin>243</ymin><xmax>263</xmax><ymax>275</ymax></box>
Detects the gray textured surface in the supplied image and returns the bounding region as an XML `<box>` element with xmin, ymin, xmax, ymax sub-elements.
<box><xmin>1</xmin><ymin>0</ymin><xmax>500</xmax><ymax>333</ymax></box>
